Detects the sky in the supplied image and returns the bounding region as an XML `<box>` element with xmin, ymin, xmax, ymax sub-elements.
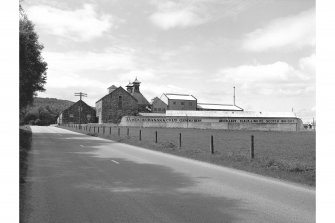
<box><xmin>22</xmin><ymin>0</ymin><xmax>315</xmax><ymax>122</ymax></box>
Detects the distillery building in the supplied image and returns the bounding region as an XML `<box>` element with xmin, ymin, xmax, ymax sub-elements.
<box><xmin>58</xmin><ymin>100</ymin><xmax>96</xmax><ymax>124</ymax></box>
<box><xmin>95</xmin><ymin>78</ymin><xmax>150</xmax><ymax>124</ymax></box>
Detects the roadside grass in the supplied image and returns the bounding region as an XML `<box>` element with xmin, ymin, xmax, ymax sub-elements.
<box><xmin>19</xmin><ymin>125</ymin><xmax>32</xmax><ymax>217</ymax></box>
<box><xmin>60</xmin><ymin>125</ymin><xmax>315</xmax><ymax>186</ymax></box>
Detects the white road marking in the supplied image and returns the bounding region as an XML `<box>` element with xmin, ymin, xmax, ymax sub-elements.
<box><xmin>111</xmin><ymin>160</ymin><xmax>120</xmax><ymax>164</ymax></box>
<box><xmin>80</xmin><ymin>145</ymin><xmax>85</xmax><ymax>148</ymax></box>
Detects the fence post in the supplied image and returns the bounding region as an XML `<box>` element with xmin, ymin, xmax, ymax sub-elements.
<box><xmin>110</xmin><ymin>127</ymin><xmax>111</xmax><ymax>135</ymax></box>
<box><xmin>103</xmin><ymin>126</ymin><xmax>105</xmax><ymax>134</ymax></box>
<box><xmin>139</xmin><ymin>129</ymin><xmax>142</xmax><ymax>141</ymax></box>
<box><xmin>118</xmin><ymin>128</ymin><xmax>120</xmax><ymax>136</ymax></box>
<box><xmin>98</xmin><ymin>127</ymin><xmax>99</xmax><ymax>133</ymax></box>
<box><xmin>155</xmin><ymin>131</ymin><xmax>158</xmax><ymax>143</ymax></box>
<box><xmin>211</xmin><ymin>135</ymin><xmax>214</xmax><ymax>154</ymax></box>
<box><xmin>179</xmin><ymin>133</ymin><xmax>182</xmax><ymax>148</ymax></box>
<box><xmin>127</xmin><ymin>128</ymin><xmax>129</xmax><ymax>137</ymax></box>
<box><xmin>94</xmin><ymin>126</ymin><xmax>95</xmax><ymax>133</ymax></box>
<box><xmin>251</xmin><ymin>135</ymin><xmax>255</xmax><ymax>159</ymax></box>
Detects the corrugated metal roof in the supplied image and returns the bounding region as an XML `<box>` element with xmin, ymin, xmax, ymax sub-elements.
<box><xmin>164</xmin><ymin>93</ymin><xmax>197</xmax><ymax>101</ymax></box>
<box><xmin>139</xmin><ymin>113</ymin><xmax>165</xmax><ymax>116</ymax></box>
<box><xmin>166</xmin><ymin>110</ymin><xmax>298</xmax><ymax>118</ymax></box>
<box><xmin>197</xmin><ymin>103</ymin><xmax>243</xmax><ymax>111</ymax></box>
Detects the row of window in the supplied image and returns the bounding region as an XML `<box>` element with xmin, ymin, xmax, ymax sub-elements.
<box><xmin>172</xmin><ymin>101</ymin><xmax>193</xmax><ymax>106</ymax></box>
<box><xmin>153</xmin><ymin>108</ymin><xmax>166</xmax><ymax>112</ymax></box>
<box><xmin>69</xmin><ymin>114</ymin><xmax>92</xmax><ymax>119</ymax></box>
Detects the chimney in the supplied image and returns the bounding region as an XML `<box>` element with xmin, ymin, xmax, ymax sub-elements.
<box><xmin>133</xmin><ymin>77</ymin><xmax>141</xmax><ymax>93</ymax></box>
<box><xmin>108</xmin><ymin>85</ymin><xmax>117</xmax><ymax>93</ymax></box>
<box><xmin>126</xmin><ymin>81</ymin><xmax>133</xmax><ymax>93</ymax></box>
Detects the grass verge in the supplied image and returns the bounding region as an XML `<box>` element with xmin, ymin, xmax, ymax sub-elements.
<box><xmin>60</xmin><ymin>125</ymin><xmax>315</xmax><ymax>187</ymax></box>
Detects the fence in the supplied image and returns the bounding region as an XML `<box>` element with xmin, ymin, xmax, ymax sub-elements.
<box><xmin>59</xmin><ymin>123</ymin><xmax>316</xmax><ymax>166</ymax></box>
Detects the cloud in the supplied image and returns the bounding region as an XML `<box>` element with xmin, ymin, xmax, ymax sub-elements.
<box><xmin>215</xmin><ymin>58</ymin><xmax>314</xmax><ymax>97</ymax></box>
<box><xmin>43</xmin><ymin>47</ymin><xmax>136</xmax><ymax>73</ymax></box>
<box><xmin>218</xmin><ymin>61</ymin><xmax>309</xmax><ymax>83</ymax></box>
<box><xmin>299</xmin><ymin>54</ymin><xmax>315</xmax><ymax>75</ymax></box>
<box><xmin>242</xmin><ymin>8</ymin><xmax>315</xmax><ymax>51</ymax></box>
<box><xmin>27</xmin><ymin>4</ymin><xmax>113</xmax><ymax>41</ymax></box>
<box><xmin>149</xmin><ymin>1</ymin><xmax>204</xmax><ymax>30</ymax></box>
<box><xmin>149</xmin><ymin>0</ymin><xmax>262</xmax><ymax>30</ymax></box>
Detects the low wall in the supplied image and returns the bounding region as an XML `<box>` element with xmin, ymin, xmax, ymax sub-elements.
<box><xmin>119</xmin><ymin>116</ymin><xmax>303</xmax><ymax>131</ymax></box>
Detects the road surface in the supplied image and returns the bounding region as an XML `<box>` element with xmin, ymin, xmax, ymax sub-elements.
<box><xmin>21</xmin><ymin>126</ymin><xmax>315</xmax><ymax>223</ymax></box>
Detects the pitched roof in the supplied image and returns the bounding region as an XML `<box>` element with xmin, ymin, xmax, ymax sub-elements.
<box><xmin>96</xmin><ymin>86</ymin><xmax>138</xmax><ymax>103</ymax></box>
<box><xmin>108</xmin><ymin>85</ymin><xmax>117</xmax><ymax>90</ymax></box>
<box><xmin>197</xmin><ymin>103</ymin><xmax>243</xmax><ymax>111</ymax></box>
<box><xmin>132</xmin><ymin>92</ymin><xmax>150</xmax><ymax>105</ymax></box>
<box><xmin>163</xmin><ymin>93</ymin><xmax>197</xmax><ymax>101</ymax></box>
<box><xmin>61</xmin><ymin>100</ymin><xmax>94</xmax><ymax>113</ymax></box>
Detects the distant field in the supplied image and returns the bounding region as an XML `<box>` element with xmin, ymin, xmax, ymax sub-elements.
<box><xmin>61</xmin><ymin>125</ymin><xmax>316</xmax><ymax>186</ymax></box>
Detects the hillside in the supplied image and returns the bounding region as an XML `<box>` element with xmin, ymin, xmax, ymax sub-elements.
<box><xmin>22</xmin><ymin>97</ymin><xmax>75</xmax><ymax>125</ymax></box>
<box><xmin>30</xmin><ymin>97</ymin><xmax>75</xmax><ymax>114</ymax></box>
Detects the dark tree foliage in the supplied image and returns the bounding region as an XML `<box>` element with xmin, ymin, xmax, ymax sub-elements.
<box><xmin>19</xmin><ymin>5</ymin><xmax>47</xmax><ymax>110</ymax></box>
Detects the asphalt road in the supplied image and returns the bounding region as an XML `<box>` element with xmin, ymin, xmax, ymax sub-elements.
<box><xmin>21</xmin><ymin>126</ymin><xmax>315</xmax><ymax>223</ymax></box>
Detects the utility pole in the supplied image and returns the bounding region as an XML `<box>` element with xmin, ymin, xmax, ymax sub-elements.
<box><xmin>233</xmin><ymin>86</ymin><xmax>236</xmax><ymax>105</ymax></box>
<box><xmin>74</xmin><ymin>92</ymin><xmax>87</xmax><ymax>125</ymax></box>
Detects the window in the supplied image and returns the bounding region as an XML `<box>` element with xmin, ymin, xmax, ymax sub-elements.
<box><xmin>154</xmin><ymin>108</ymin><xmax>157</xmax><ymax>111</ymax></box>
<box><xmin>158</xmin><ymin>108</ymin><xmax>161</xmax><ymax>111</ymax></box>
<box><xmin>69</xmin><ymin>114</ymin><xmax>74</xmax><ymax>118</ymax></box>
<box><xmin>189</xmin><ymin>102</ymin><xmax>192</xmax><ymax>106</ymax></box>
<box><xmin>173</xmin><ymin>101</ymin><xmax>176</xmax><ymax>105</ymax></box>
<box><xmin>86</xmin><ymin>114</ymin><xmax>91</xmax><ymax>120</ymax></box>
<box><xmin>181</xmin><ymin>102</ymin><xmax>185</xmax><ymax>105</ymax></box>
<box><xmin>118</xmin><ymin>95</ymin><xmax>122</xmax><ymax>108</ymax></box>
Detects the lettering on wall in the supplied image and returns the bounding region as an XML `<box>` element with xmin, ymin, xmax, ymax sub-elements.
<box><xmin>125</xmin><ymin>117</ymin><xmax>297</xmax><ymax>124</ymax></box>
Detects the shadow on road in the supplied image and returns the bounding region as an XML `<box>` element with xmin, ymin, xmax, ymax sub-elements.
<box><xmin>21</xmin><ymin>129</ymin><xmax>252</xmax><ymax>223</ymax></box>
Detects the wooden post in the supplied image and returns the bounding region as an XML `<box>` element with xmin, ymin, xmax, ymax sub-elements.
<box><xmin>211</xmin><ymin>135</ymin><xmax>214</xmax><ymax>154</ymax></box>
<box><xmin>251</xmin><ymin>135</ymin><xmax>255</xmax><ymax>159</ymax></box>
<box><xmin>110</xmin><ymin>127</ymin><xmax>111</xmax><ymax>135</ymax></box>
<box><xmin>98</xmin><ymin>127</ymin><xmax>99</xmax><ymax>133</ymax></box>
<box><xmin>118</xmin><ymin>128</ymin><xmax>120</xmax><ymax>136</ymax></box>
<box><xmin>89</xmin><ymin>127</ymin><xmax>91</xmax><ymax>132</ymax></box>
<box><xmin>127</xmin><ymin>128</ymin><xmax>129</xmax><ymax>137</ymax></box>
<box><xmin>139</xmin><ymin>129</ymin><xmax>142</xmax><ymax>141</ymax></box>
<box><xmin>94</xmin><ymin>126</ymin><xmax>95</xmax><ymax>133</ymax></box>
<box><xmin>103</xmin><ymin>126</ymin><xmax>105</xmax><ymax>134</ymax></box>
<box><xmin>155</xmin><ymin>131</ymin><xmax>158</xmax><ymax>143</ymax></box>
<box><xmin>179</xmin><ymin>133</ymin><xmax>182</xmax><ymax>148</ymax></box>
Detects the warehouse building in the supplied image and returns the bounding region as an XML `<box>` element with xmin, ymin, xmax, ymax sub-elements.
<box><xmin>95</xmin><ymin>78</ymin><xmax>150</xmax><ymax>124</ymax></box>
<box><xmin>161</xmin><ymin>93</ymin><xmax>197</xmax><ymax>110</ymax></box>
<box><xmin>58</xmin><ymin>100</ymin><xmax>96</xmax><ymax>124</ymax></box>
<box><xmin>96</xmin><ymin>86</ymin><xmax>138</xmax><ymax>124</ymax></box>
<box><xmin>151</xmin><ymin>97</ymin><xmax>167</xmax><ymax>113</ymax></box>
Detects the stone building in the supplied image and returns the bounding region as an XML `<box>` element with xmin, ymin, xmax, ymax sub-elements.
<box><xmin>151</xmin><ymin>97</ymin><xmax>167</xmax><ymax>113</ymax></box>
<box><xmin>58</xmin><ymin>100</ymin><xmax>96</xmax><ymax>124</ymax></box>
<box><xmin>161</xmin><ymin>93</ymin><xmax>197</xmax><ymax>110</ymax></box>
<box><xmin>96</xmin><ymin>86</ymin><xmax>138</xmax><ymax>124</ymax></box>
<box><xmin>126</xmin><ymin>78</ymin><xmax>151</xmax><ymax>112</ymax></box>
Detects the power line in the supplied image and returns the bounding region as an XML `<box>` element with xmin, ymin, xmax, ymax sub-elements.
<box><xmin>74</xmin><ymin>92</ymin><xmax>87</xmax><ymax>124</ymax></box>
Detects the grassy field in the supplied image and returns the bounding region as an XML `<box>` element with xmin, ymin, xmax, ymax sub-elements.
<box><xmin>61</xmin><ymin>125</ymin><xmax>316</xmax><ymax>186</ymax></box>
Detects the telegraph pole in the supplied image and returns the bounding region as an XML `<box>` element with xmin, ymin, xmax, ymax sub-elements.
<box><xmin>233</xmin><ymin>86</ymin><xmax>236</xmax><ymax>105</ymax></box>
<box><xmin>74</xmin><ymin>92</ymin><xmax>87</xmax><ymax>125</ymax></box>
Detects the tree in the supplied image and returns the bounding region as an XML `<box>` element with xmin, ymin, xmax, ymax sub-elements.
<box><xmin>19</xmin><ymin>5</ymin><xmax>47</xmax><ymax>110</ymax></box>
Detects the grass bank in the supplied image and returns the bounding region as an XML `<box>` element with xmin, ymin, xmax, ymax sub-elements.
<box><xmin>19</xmin><ymin>126</ymin><xmax>32</xmax><ymax>219</ymax></box>
<box><xmin>60</xmin><ymin>125</ymin><xmax>315</xmax><ymax>187</ymax></box>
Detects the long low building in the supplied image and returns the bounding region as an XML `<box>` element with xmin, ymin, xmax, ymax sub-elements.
<box><xmin>121</xmin><ymin>110</ymin><xmax>303</xmax><ymax>131</ymax></box>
